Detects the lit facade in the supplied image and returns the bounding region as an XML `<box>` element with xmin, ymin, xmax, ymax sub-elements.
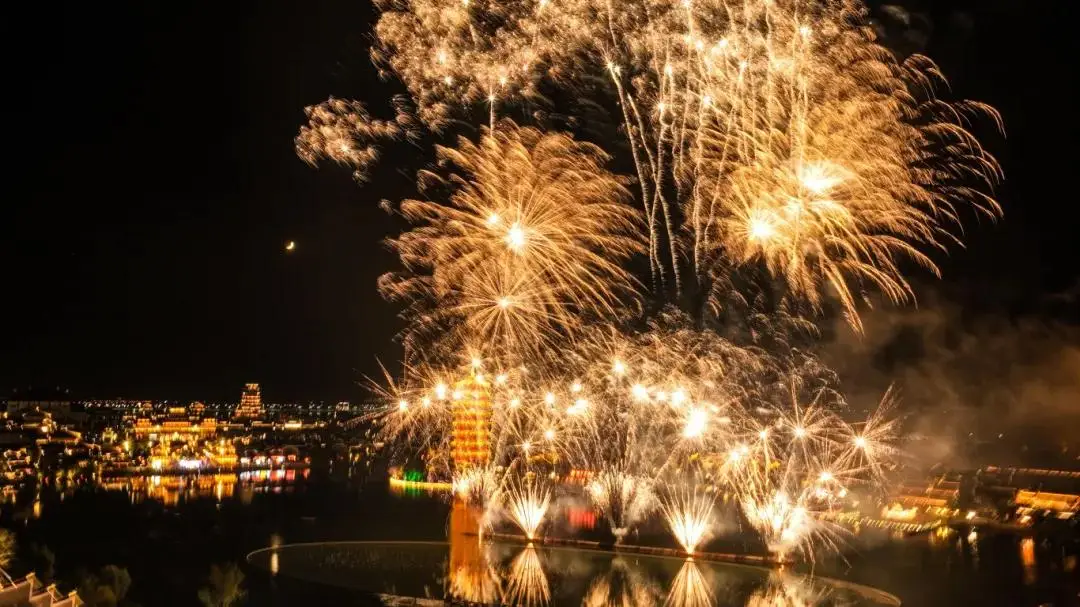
<box><xmin>234</xmin><ymin>383</ymin><xmax>263</xmax><ymax>419</ymax></box>
<box><xmin>1015</xmin><ymin>490</ymin><xmax>1080</xmax><ymax>516</ymax></box>
<box><xmin>450</xmin><ymin>374</ymin><xmax>491</xmax><ymax>471</ymax></box>
<box><xmin>131</xmin><ymin>406</ymin><xmax>217</xmax><ymax>437</ymax></box>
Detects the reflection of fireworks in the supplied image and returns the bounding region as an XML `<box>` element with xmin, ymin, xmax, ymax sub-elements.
<box><xmin>745</xmin><ymin>571</ymin><xmax>830</xmax><ymax>607</ymax></box>
<box><xmin>665</xmin><ymin>559</ymin><xmax>713</xmax><ymax>607</ymax></box>
<box><xmin>448</xmin><ymin>552</ymin><xmax>503</xmax><ymax>604</ymax></box>
<box><xmin>661</xmin><ymin>486</ymin><xmax>715</xmax><ymax>554</ymax></box>
<box><xmin>583</xmin><ymin>557</ymin><xmax>662</xmax><ymax>607</ymax></box>
<box><xmin>504</xmin><ymin>545</ymin><xmax>550</xmax><ymax>607</ymax></box>
<box><xmin>506</xmin><ymin>479</ymin><xmax>551</xmax><ymax>540</ymax></box>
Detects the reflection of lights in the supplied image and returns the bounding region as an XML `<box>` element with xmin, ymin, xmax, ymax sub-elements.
<box><xmin>631</xmin><ymin>384</ymin><xmax>649</xmax><ymax>401</ymax></box>
<box><xmin>1020</xmin><ymin>537</ymin><xmax>1036</xmax><ymax>584</ymax></box>
<box><xmin>612</xmin><ymin>359</ymin><xmax>626</xmax><ymax>375</ymax></box>
<box><xmin>505</xmin><ymin>546</ymin><xmax>550</xmax><ymax>606</ymax></box>
<box><xmin>667</xmin><ymin>558</ymin><xmax>713</xmax><ymax>607</ymax></box>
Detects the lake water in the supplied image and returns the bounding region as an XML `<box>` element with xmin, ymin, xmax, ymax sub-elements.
<box><xmin>248</xmin><ymin>540</ymin><xmax>899</xmax><ymax>606</ymax></box>
<box><xmin>4</xmin><ymin>466</ymin><xmax>1077</xmax><ymax>606</ymax></box>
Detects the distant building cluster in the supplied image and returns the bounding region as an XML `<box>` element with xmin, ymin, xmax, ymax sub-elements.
<box><xmin>0</xmin><ymin>383</ymin><xmax>377</xmax><ymax>493</ymax></box>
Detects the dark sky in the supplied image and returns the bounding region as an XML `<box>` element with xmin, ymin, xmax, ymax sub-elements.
<box><xmin>4</xmin><ymin>0</ymin><xmax>1077</xmax><ymax>403</ymax></box>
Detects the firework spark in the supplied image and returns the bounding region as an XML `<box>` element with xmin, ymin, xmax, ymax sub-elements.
<box><xmin>310</xmin><ymin>0</ymin><xmax>997</xmax><ymax>567</ymax></box>
<box><xmin>589</xmin><ymin>470</ymin><xmax>657</xmax><ymax>543</ymax></box>
<box><xmin>661</xmin><ymin>485</ymin><xmax>716</xmax><ymax>554</ymax></box>
<box><xmin>373</xmin><ymin>0</ymin><xmax>1001</xmax><ymax>327</ymax></box>
<box><xmin>295</xmin><ymin>96</ymin><xmax>415</xmax><ymax>182</ymax></box>
<box><xmin>380</xmin><ymin>123</ymin><xmax>643</xmax><ymax>360</ymax></box>
<box><xmin>506</xmin><ymin>479</ymin><xmax>552</xmax><ymax>540</ymax></box>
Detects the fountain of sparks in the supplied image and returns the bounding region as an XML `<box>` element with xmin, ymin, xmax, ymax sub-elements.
<box><xmin>661</xmin><ymin>487</ymin><xmax>716</xmax><ymax>555</ymax></box>
<box><xmin>506</xmin><ymin>479</ymin><xmax>552</xmax><ymax>540</ymax></box>
<box><xmin>588</xmin><ymin>470</ymin><xmax>658</xmax><ymax>544</ymax></box>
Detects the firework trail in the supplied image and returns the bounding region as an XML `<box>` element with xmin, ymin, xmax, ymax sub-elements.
<box><xmin>379</xmin><ymin>123</ymin><xmax>643</xmax><ymax>359</ymax></box>
<box><xmin>505</xmin><ymin>478</ymin><xmax>552</xmax><ymax>540</ymax></box>
<box><xmin>371</xmin><ymin>0</ymin><xmax>1001</xmax><ymax>327</ymax></box>
<box><xmin>305</xmin><ymin>0</ymin><xmax>999</xmax><ymax>564</ymax></box>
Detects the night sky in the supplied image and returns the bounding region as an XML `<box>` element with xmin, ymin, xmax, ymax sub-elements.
<box><xmin>5</xmin><ymin>0</ymin><xmax>1078</xmax><ymax>403</ymax></box>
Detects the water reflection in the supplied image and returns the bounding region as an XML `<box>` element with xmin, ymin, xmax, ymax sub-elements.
<box><xmin>436</xmin><ymin>542</ymin><xmax>884</xmax><ymax>607</ymax></box>
<box><xmin>98</xmin><ymin>468</ymin><xmax>309</xmax><ymax>506</ymax></box>
<box><xmin>448</xmin><ymin>500</ymin><xmax>502</xmax><ymax>603</ymax></box>
<box><xmin>745</xmin><ymin>572</ymin><xmax>826</xmax><ymax>606</ymax></box>
<box><xmin>249</xmin><ymin>533</ymin><xmax>895</xmax><ymax>606</ymax></box>
<box><xmin>1019</xmin><ymin>537</ymin><xmax>1036</xmax><ymax>586</ymax></box>
<box><xmin>666</xmin><ymin>559</ymin><xmax>713</xmax><ymax>607</ymax></box>
<box><xmin>582</xmin><ymin>557</ymin><xmax>662</xmax><ymax>607</ymax></box>
<box><xmin>505</xmin><ymin>545</ymin><xmax>550</xmax><ymax>607</ymax></box>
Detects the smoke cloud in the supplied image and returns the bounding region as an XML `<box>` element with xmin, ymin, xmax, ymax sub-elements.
<box><xmin>822</xmin><ymin>287</ymin><xmax>1080</xmax><ymax>471</ymax></box>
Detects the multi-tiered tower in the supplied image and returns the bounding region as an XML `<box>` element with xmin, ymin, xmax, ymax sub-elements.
<box><xmin>450</xmin><ymin>373</ymin><xmax>491</xmax><ymax>471</ymax></box>
<box><xmin>233</xmin><ymin>383</ymin><xmax>262</xmax><ymax>419</ymax></box>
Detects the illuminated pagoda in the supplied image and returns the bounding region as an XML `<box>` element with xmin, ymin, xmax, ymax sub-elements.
<box><xmin>450</xmin><ymin>372</ymin><xmax>492</xmax><ymax>471</ymax></box>
<box><xmin>233</xmin><ymin>383</ymin><xmax>262</xmax><ymax>419</ymax></box>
